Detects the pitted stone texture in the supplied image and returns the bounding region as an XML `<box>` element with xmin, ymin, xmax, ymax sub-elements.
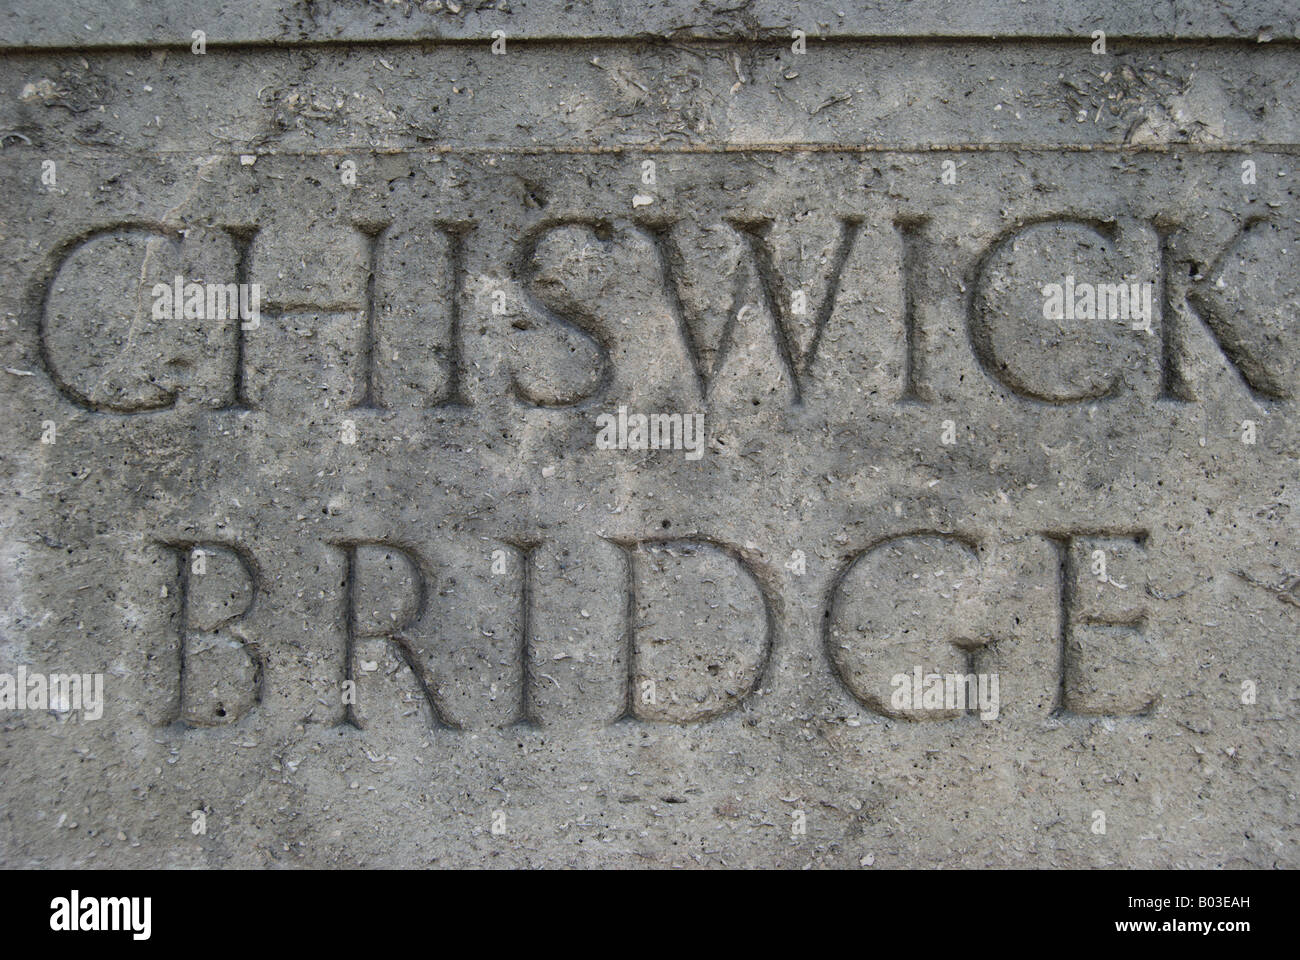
<box><xmin>0</xmin><ymin>15</ymin><xmax>1297</xmax><ymax>868</ymax></box>
<box><xmin>2</xmin><ymin>43</ymin><xmax>1299</xmax><ymax>155</ymax></box>
<box><xmin>3</xmin><ymin>0</ymin><xmax>1299</xmax><ymax>46</ymax></box>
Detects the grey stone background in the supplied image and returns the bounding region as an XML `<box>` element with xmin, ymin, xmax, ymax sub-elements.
<box><xmin>0</xmin><ymin>1</ymin><xmax>1296</xmax><ymax>867</ymax></box>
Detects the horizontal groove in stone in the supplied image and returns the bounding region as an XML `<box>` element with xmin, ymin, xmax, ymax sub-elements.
<box><xmin>1</xmin><ymin>0</ymin><xmax>1298</xmax><ymax>48</ymax></box>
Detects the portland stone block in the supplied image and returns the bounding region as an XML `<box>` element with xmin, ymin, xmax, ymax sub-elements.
<box><xmin>0</xmin><ymin>1</ymin><xmax>1296</xmax><ymax>868</ymax></box>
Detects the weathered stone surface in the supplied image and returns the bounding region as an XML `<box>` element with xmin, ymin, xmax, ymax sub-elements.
<box><xmin>5</xmin><ymin>0</ymin><xmax>1300</xmax><ymax>46</ymax></box>
<box><xmin>0</xmin><ymin>3</ymin><xmax>1296</xmax><ymax>868</ymax></box>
